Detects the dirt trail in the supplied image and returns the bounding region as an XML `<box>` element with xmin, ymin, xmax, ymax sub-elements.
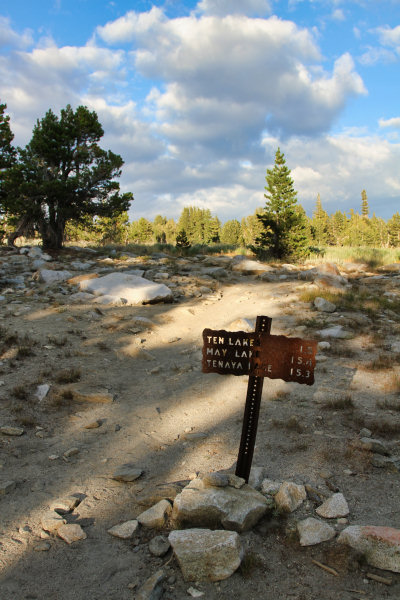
<box><xmin>1</xmin><ymin>251</ymin><xmax>400</xmax><ymax>599</ymax></box>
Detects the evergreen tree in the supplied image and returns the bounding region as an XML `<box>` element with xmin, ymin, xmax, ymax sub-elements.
<box><xmin>254</xmin><ymin>148</ymin><xmax>310</xmax><ymax>260</ymax></box>
<box><xmin>241</xmin><ymin>209</ymin><xmax>264</xmax><ymax>246</ymax></box>
<box><xmin>97</xmin><ymin>211</ymin><xmax>129</xmax><ymax>244</ymax></box>
<box><xmin>361</xmin><ymin>189</ymin><xmax>369</xmax><ymax>218</ymax></box>
<box><xmin>0</xmin><ymin>102</ymin><xmax>16</xmax><ymax>173</ymax></box>
<box><xmin>2</xmin><ymin>104</ymin><xmax>132</xmax><ymax>249</ymax></box>
<box><xmin>153</xmin><ymin>215</ymin><xmax>167</xmax><ymax>243</ymax></box>
<box><xmin>220</xmin><ymin>219</ymin><xmax>242</xmax><ymax>244</ymax></box>
<box><xmin>388</xmin><ymin>212</ymin><xmax>400</xmax><ymax>247</ymax></box>
<box><xmin>310</xmin><ymin>193</ymin><xmax>329</xmax><ymax>246</ymax></box>
<box><xmin>176</xmin><ymin>229</ymin><xmax>191</xmax><ymax>251</ymax></box>
<box><xmin>329</xmin><ymin>211</ymin><xmax>347</xmax><ymax>246</ymax></box>
<box><xmin>128</xmin><ymin>217</ymin><xmax>153</xmax><ymax>243</ymax></box>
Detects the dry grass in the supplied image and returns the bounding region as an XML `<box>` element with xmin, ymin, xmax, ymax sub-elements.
<box><xmin>376</xmin><ymin>398</ymin><xmax>400</xmax><ymax>411</ymax></box>
<box><xmin>323</xmin><ymin>394</ymin><xmax>354</xmax><ymax>410</ymax></box>
<box><xmin>54</xmin><ymin>368</ymin><xmax>81</xmax><ymax>384</ymax></box>
<box><xmin>271</xmin><ymin>415</ymin><xmax>304</xmax><ymax>433</ymax></box>
<box><xmin>364</xmin><ymin>353</ymin><xmax>400</xmax><ymax>371</ymax></box>
<box><xmin>12</xmin><ymin>385</ymin><xmax>30</xmax><ymax>400</ymax></box>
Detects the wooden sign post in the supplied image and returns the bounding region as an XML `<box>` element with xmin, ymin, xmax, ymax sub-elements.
<box><xmin>202</xmin><ymin>315</ymin><xmax>318</xmax><ymax>482</ymax></box>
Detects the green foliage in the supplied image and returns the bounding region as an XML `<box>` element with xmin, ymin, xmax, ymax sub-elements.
<box><xmin>311</xmin><ymin>193</ymin><xmax>329</xmax><ymax>245</ymax></box>
<box><xmin>128</xmin><ymin>217</ymin><xmax>153</xmax><ymax>243</ymax></box>
<box><xmin>0</xmin><ymin>102</ymin><xmax>16</xmax><ymax>172</ymax></box>
<box><xmin>254</xmin><ymin>148</ymin><xmax>310</xmax><ymax>260</ymax></box>
<box><xmin>361</xmin><ymin>189</ymin><xmax>369</xmax><ymax>218</ymax></box>
<box><xmin>1</xmin><ymin>104</ymin><xmax>132</xmax><ymax>249</ymax></box>
<box><xmin>387</xmin><ymin>212</ymin><xmax>400</xmax><ymax>247</ymax></box>
<box><xmin>175</xmin><ymin>229</ymin><xmax>191</xmax><ymax>249</ymax></box>
<box><xmin>177</xmin><ymin>206</ymin><xmax>220</xmax><ymax>244</ymax></box>
<box><xmin>220</xmin><ymin>219</ymin><xmax>242</xmax><ymax>244</ymax></box>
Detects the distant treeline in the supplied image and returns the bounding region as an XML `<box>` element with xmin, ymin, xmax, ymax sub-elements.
<box><xmin>59</xmin><ymin>198</ymin><xmax>400</xmax><ymax>249</ymax></box>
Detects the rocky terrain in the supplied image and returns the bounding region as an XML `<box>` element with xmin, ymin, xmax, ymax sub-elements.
<box><xmin>0</xmin><ymin>244</ymin><xmax>400</xmax><ymax>600</ymax></box>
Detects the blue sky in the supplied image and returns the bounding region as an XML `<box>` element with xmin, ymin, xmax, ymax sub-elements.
<box><xmin>1</xmin><ymin>0</ymin><xmax>400</xmax><ymax>222</ymax></box>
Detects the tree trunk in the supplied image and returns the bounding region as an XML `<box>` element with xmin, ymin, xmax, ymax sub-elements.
<box><xmin>7</xmin><ymin>215</ymin><xmax>35</xmax><ymax>247</ymax></box>
<box><xmin>40</xmin><ymin>219</ymin><xmax>65</xmax><ymax>250</ymax></box>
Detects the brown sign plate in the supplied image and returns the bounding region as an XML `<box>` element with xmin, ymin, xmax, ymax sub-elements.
<box><xmin>202</xmin><ymin>329</ymin><xmax>260</xmax><ymax>376</ymax></box>
<box><xmin>252</xmin><ymin>333</ymin><xmax>317</xmax><ymax>385</ymax></box>
<box><xmin>202</xmin><ymin>328</ymin><xmax>317</xmax><ymax>385</ymax></box>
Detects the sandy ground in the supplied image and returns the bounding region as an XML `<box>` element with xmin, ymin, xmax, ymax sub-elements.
<box><xmin>0</xmin><ymin>247</ymin><xmax>400</xmax><ymax>599</ymax></box>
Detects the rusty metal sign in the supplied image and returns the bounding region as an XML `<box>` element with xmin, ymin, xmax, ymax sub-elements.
<box><xmin>252</xmin><ymin>333</ymin><xmax>317</xmax><ymax>385</ymax></box>
<box><xmin>201</xmin><ymin>315</ymin><xmax>318</xmax><ymax>483</ymax></box>
<box><xmin>202</xmin><ymin>329</ymin><xmax>317</xmax><ymax>384</ymax></box>
<box><xmin>202</xmin><ymin>329</ymin><xmax>259</xmax><ymax>376</ymax></box>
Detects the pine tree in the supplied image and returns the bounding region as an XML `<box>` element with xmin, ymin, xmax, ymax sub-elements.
<box><xmin>220</xmin><ymin>219</ymin><xmax>242</xmax><ymax>244</ymax></box>
<box><xmin>311</xmin><ymin>193</ymin><xmax>329</xmax><ymax>246</ymax></box>
<box><xmin>254</xmin><ymin>148</ymin><xmax>310</xmax><ymax>260</ymax></box>
<box><xmin>361</xmin><ymin>189</ymin><xmax>369</xmax><ymax>218</ymax></box>
<box><xmin>388</xmin><ymin>212</ymin><xmax>400</xmax><ymax>247</ymax></box>
<box><xmin>175</xmin><ymin>229</ymin><xmax>191</xmax><ymax>251</ymax></box>
<box><xmin>2</xmin><ymin>104</ymin><xmax>132</xmax><ymax>249</ymax></box>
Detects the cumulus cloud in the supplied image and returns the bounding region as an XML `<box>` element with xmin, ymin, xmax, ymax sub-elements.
<box><xmin>379</xmin><ymin>117</ymin><xmax>400</xmax><ymax>129</ymax></box>
<box><xmin>360</xmin><ymin>25</ymin><xmax>400</xmax><ymax>65</ymax></box>
<box><xmin>97</xmin><ymin>9</ymin><xmax>366</xmax><ymax>147</ymax></box>
<box><xmin>0</xmin><ymin>16</ymin><xmax>33</xmax><ymax>49</ymax></box>
<box><xmin>196</xmin><ymin>0</ymin><xmax>272</xmax><ymax>17</ymax></box>
<box><xmin>261</xmin><ymin>132</ymin><xmax>400</xmax><ymax>218</ymax></box>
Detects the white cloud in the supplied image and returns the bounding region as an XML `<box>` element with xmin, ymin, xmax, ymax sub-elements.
<box><xmin>331</xmin><ymin>8</ymin><xmax>345</xmax><ymax>20</ymax></box>
<box><xmin>361</xmin><ymin>25</ymin><xmax>400</xmax><ymax>65</ymax></box>
<box><xmin>96</xmin><ymin>7</ymin><xmax>166</xmax><ymax>45</ymax></box>
<box><xmin>379</xmin><ymin>117</ymin><xmax>400</xmax><ymax>129</ymax></box>
<box><xmin>196</xmin><ymin>0</ymin><xmax>272</xmax><ymax>17</ymax></box>
<box><xmin>0</xmin><ymin>16</ymin><xmax>33</xmax><ymax>49</ymax></box>
<box><xmin>376</xmin><ymin>24</ymin><xmax>400</xmax><ymax>49</ymax></box>
<box><xmin>98</xmin><ymin>10</ymin><xmax>366</xmax><ymax>145</ymax></box>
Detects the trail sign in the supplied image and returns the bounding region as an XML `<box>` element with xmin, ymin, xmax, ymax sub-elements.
<box><xmin>202</xmin><ymin>316</ymin><xmax>317</xmax><ymax>482</ymax></box>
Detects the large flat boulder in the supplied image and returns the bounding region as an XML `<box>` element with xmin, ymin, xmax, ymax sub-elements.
<box><xmin>78</xmin><ymin>272</ymin><xmax>173</xmax><ymax>305</ymax></box>
<box><xmin>172</xmin><ymin>477</ymin><xmax>269</xmax><ymax>533</ymax></box>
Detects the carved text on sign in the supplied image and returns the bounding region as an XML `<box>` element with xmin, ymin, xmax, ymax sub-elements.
<box><xmin>202</xmin><ymin>329</ymin><xmax>317</xmax><ymax>385</ymax></box>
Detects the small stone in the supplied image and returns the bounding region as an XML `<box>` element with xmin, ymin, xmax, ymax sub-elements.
<box><xmin>297</xmin><ymin>517</ymin><xmax>336</xmax><ymax>546</ymax></box>
<box><xmin>50</xmin><ymin>496</ymin><xmax>81</xmax><ymax>514</ymax></box>
<box><xmin>57</xmin><ymin>524</ymin><xmax>87</xmax><ymax>544</ymax></box>
<box><xmin>0</xmin><ymin>480</ymin><xmax>16</xmax><ymax>495</ymax></box>
<box><xmin>359</xmin><ymin>437</ymin><xmax>389</xmax><ymax>456</ymax></box>
<box><xmin>316</xmin><ymin>493</ymin><xmax>349</xmax><ymax>518</ymax></box>
<box><xmin>169</xmin><ymin>529</ymin><xmax>243</xmax><ymax>582</ymax></box>
<box><xmin>0</xmin><ymin>426</ymin><xmax>24</xmax><ymax>436</ymax></box>
<box><xmin>34</xmin><ymin>384</ymin><xmax>50</xmax><ymax>402</ymax></box>
<box><xmin>248</xmin><ymin>466</ymin><xmax>265</xmax><ymax>489</ymax></box>
<box><xmin>275</xmin><ymin>481</ymin><xmax>307</xmax><ymax>513</ymax></box>
<box><xmin>83</xmin><ymin>419</ymin><xmax>102</xmax><ymax>429</ymax></box>
<box><xmin>112</xmin><ymin>463</ymin><xmax>143</xmax><ymax>482</ymax></box>
<box><xmin>148</xmin><ymin>535</ymin><xmax>171</xmax><ymax>557</ymax></box>
<box><xmin>314</xmin><ymin>297</ymin><xmax>337</xmax><ymax>313</ymax></box>
<box><xmin>41</xmin><ymin>511</ymin><xmax>66</xmax><ymax>533</ymax></box>
<box><xmin>136</xmin><ymin>569</ymin><xmax>165</xmax><ymax>600</ymax></box>
<box><xmin>187</xmin><ymin>587</ymin><xmax>204</xmax><ymax>597</ymax></box>
<box><xmin>107</xmin><ymin>520</ymin><xmax>139</xmax><ymax>539</ymax></box>
<box><xmin>261</xmin><ymin>479</ymin><xmax>281</xmax><ymax>496</ymax></box>
<box><xmin>63</xmin><ymin>447</ymin><xmax>80</xmax><ymax>458</ymax></box>
<box><xmin>359</xmin><ymin>428</ymin><xmax>372</xmax><ymax>438</ymax></box>
<box><xmin>137</xmin><ymin>499</ymin><xmax>172</xmax><ymax>528</ymax></box>
<box><xmin>227</xmin><ymin>474</ymin><xmax>245</xmax><ymax>489</ymax></box>
<box><xmin>33</xmin><ymin>540</ymin><xmax>51</xmax><ymax>552</ymax></box>
<box><xmin>48</xmin><ymin>455</ymin><xmax>59</xmax><ymax>461</ymax></box>
<box><xmin>202</xmin><ymin>472</ymin><xmax>229</xmax><ymax>488</ymax></box>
